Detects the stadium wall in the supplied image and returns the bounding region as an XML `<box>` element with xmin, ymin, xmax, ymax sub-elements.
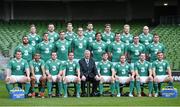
<box><xmin>1</xmin><ymin>1</ymin><xmax>154</xmax><ymax>21</ymax></box>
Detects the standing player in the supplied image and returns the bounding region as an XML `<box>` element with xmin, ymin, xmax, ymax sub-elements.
<box><xmin>139</xmin><ymin>26</ymin><xmax>153</xmax><ymax>48</ymax></box>
<box><xmin>147</xmin><ymin>34</ymin><xmax>165</xmax><ymax>62</ymax></box>
<box><xmin>127</xmin><ymin>35</ymin><xmax>146</xmax><ymax>63</ymax></box>
<box><xmin>102</xmin><ymin>24</ymin><xmax>115</xmax><ymax>45</ymax></box>
<box><xmin>152</xmin><ymin>52</ymin><xmax>173</xmax><ymax>97</ymax></box>
<box><xmin>14</xmin><ymin>36</ymin><xmax>35</xmax><ymax>63</ymax></box>
<box><xmin>89</xmin><ymin>32</ymin><xmax>107</xmax><ymax>63</ymax></box>
<box><xmin>71</xmin><ymin>27</ymin><xmax>88</xmax><ymax>62</ymax></box>
<box><xmin>134</xmin><ymin>53</ymin><xmax>153</xmax><ymax>97</ymax></box>
<box><xmin>108</xmin><ymin>33</ymin><xmax>127</xmax><ymax>65</ymax></box>
<box><xmin>45</xmin><ymin>52</ymin><xmax>63</xmax><ymax>98</ymax></box>
<box><xmin>121</xmin><ymin>24</ymin><xmax>133</xmax><ymax>46</ymax></box>
<box><xmin>5</xmin><ymin>50</ymin><xmax>30</xmax><ymax>98</ymax></box>
<box><xmin>47</xmin><ymin>24</ymin><xmax>59</xmax><ymax>43</ymax></box>
<box><xmin>114</xmin><ymin>55</ymin><xmax>135</xmax><ymax>97</ymax></box>
<box><xmin>97</xmin><ymin>52</ymin><xmax>115</xmax><ymax>96</ymax></box>
<box><xmin>36</xmin><ymin>33</ymin><xmax>55</xmax><ymax>62</ymax></box>
<box><xmin>30</xmin><ymin>53</ymin><xmax>46</xmax><ymax>98</ymax></box>
<box><xmin>62</xmin><ymin>52</ymin><xmax>81</xmax><ymax>98</ymax></box>
<box><xmin>28</xmin><ymin>24</ymin><xmax>42</xmax><ymax>47</ymax></box>
<box><xmin>84</xmin><ymin>22</ymin><xmax>96</xmax><ymax>43</ymax></box>
<box><xmin>65</xmin><ymin>22</ymin><xmax>77</xmax><ymax>42</ymax></box>
<box><xmin>55</xmin><ymin>31</ymin><xmax>71</xmax><ymax>63</ymax></box>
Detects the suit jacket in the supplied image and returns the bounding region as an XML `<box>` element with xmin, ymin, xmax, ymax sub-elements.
<box><xmin>79</xmin><ymin>58</ymin><xmax>98</xmax><ymax>78</ymax></box>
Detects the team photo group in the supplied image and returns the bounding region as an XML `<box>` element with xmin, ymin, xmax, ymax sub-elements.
<box><xmin>5</xmin><ymin>22</ymin><xmax>173</xmax><ymax>98</ymax></box>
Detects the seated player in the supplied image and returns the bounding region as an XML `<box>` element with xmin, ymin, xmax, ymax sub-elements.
<box><xmin>5</xmin><ymin>50</ymin><xmax>31</xmax><ymax>98</ymax></box>
<box><xmin>152</xmin><ymin>52</ymin><xmax>173</xmax><ymax>97</ymax></box>
<box><xmin>62</xmin><ymin>52</ymin><xmax>81</xmax><ymax>98</ymax></box>
<box><xmin>114</xmin><ymin>55</ymin><xmax>135</xmax><ymax>97</ymax></box>
<box><xmin>97</xmin><ymin>52</ymin><xmax>115</xmax><ymax>96</ymax></box>
<box><xmin>134</xmin><ymin>53</ymin><xmax>153</xmax><ymax>97</ymax></box>
<box><xmin>30</xmin><ymin>53</ymin><xmax>46</xmax><ymax>98</ymax></box>
<box><xmin>45</xmin><ymin>52</ymin><xmax>63</xmax><ymax>98</ymax></box>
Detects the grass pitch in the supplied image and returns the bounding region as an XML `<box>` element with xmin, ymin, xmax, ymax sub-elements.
<box><xmin>0</xmin><ymin>81</ymin><xmax>179</xmax><ymax>106</ymax></box>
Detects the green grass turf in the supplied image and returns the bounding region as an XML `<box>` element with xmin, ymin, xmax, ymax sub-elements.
<box><xmin>0</xmin><ymin>80</ymin><xmax>179</xmax><ymax>106</ymax></box>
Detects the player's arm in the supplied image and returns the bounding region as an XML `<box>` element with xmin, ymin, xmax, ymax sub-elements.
<box><xmin>41</xmin><ymin>65</ymin><xmax>46</xmax><ymax>77</ymax></box>
<box><xmin>166</xmin><ymin>61</ymin><xmax>172</xmax><ymax>78</ymax></box>
<box><xmin>30</xmin><ymin>65</ymin><xmax>35</xmax><ymax>77</ymax></box>
<box><xmin>76</xmin><ymin>69</ymin><xmax>80</xmax><ymax>79</ymax></box>
<box><xmin>148</xmin><ymin>63</ymin><xmax>153</xmax><ymax>78</ymax></box>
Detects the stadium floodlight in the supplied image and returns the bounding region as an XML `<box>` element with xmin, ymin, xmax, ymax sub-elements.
<box><xmin>163</xmin><ymin>2</ymin><xmax>168</xmax><ymax>6</ymax></box>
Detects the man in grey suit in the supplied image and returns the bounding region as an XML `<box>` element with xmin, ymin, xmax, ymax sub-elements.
<box><xmin>79</xmin><ymin>50</ymin><xmax>99</xmax><ymax>97</ymax></box>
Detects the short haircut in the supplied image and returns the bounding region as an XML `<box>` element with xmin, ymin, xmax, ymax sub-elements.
<box><xmin>95</xmin><ymin>32</ymin><xmax>102</xmax><ymax>37</ymax></box>
<box><xmin>105</xmin><ymin>23</ymin><xmax>111</xmax><ymax>27</ymax></box>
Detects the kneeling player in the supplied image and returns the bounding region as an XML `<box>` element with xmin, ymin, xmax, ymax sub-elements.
<box><xmin>97</xmin><ymin>52</ymin><xmax>115</xmax><ymax>96</ymax></box>
<box><xmin>114</xmin><ymin>55</ymin><xmax>135</xmax><ymax>97</ymax></box>
<box><xmin>30</xmin><ymin>53</ymin><xmax>46</xmax><ymax>98</ymax></box>
<box><xmin>134</xmin><ymin>53</ymin><xmax>153</xmax><ymax>97</ymax></box>
<box><xmin>63</xmin><ymin>52</ymin><xmax>81</xmax><ymax>98</ymax></box>
<box><xmin>46</xmin><ymin>52</ymin><xmax>63</xmax><ymax>98</ymax></box>
<box><xmin>5</xmin><ymin>50</ymin><xmax>31</xmax><ymax>98</ymax></box>
<box><xmin>152</xmin><ymin>52</ymin><xmax>173</xmax><ymax>97</ymax></box>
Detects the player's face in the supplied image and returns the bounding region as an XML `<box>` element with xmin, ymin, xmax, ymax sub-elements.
<box><xmin>43</xmin><ymin>34</ymin><xmax>49</xmax><ymax>41</ymax></box>
<box><xmin>102</xmin><ymin>53</ymin><xmax>108</xmax><ymax>61</ymax></box>
<box><xmin>143</xmin><ymin>27</ymin><xmax>149</xmax><ymax>34</ymax></box>
<box><xmin>60</xmin><ymin>32</ymin><xmax>65</xmax><ymax>40</ymax></box>
<box><xmin>30</xmin><ymin>27</ymin><xmax>36</xmax><ymax>34</ymax></box>
<box><xmin>23</xmin><ymin>37</ymin><xmax>29</xmax><ymax>44</ymax></box>
<box><xmin>34</xmin><ymin>54</ymin><xmax>40</xmax><ymax>61</ymax></box>
<box><xmin>154</xmin><ymin>35</ymin><xmax>159</xmax><ymax>43</ymax></box>
<box><xmin>120</xmin><ymin>56</ymin><xmax>126</xmax><ymax>63</ymax></box>
<box><xmin>51</xmin><ymin>53</ymin><xmax>57</xmax><ymax>60</ymax></box>
<box><xmin>67</xmin><ymin>25</ymin><xmax>73</xmax><ymax>32</ymax></box>
<box><xmin>48</xmin><ymin>25</ymin><xmax>54</xmax><ymax>32</ymax></box>
<box><xmin>105</xmin><ymin>26</ymin><xmax>111</xmax><ymax>32</ymax></box>
<box><xmin>96</xmin><ymin>33</ymin><xmax>102</xmax><ymax>41</ymax></box>
<box><xmin>124</xmin><ymin>27</ymin><xmax>129</xmax><ymax>34</ymax></box>
<box><xmin>77</xmin><ymin>28</ymin><xmax>83</xmax><ymax>37</ymax></box>
<box><xmin>85</xmin><ymin>51</ymin><xmax>91</xmax><ymax>59</ymax></box>
<box><xmin>140</xmin><ymin>53</ymin><xmax>146</xmax><ymax>61</ymax></box>
<box><xmin>87</xmin><ymin>24</ymin><xmax>93</xmax><ymax>31</ymax></box>
<box><xmin>115</xmin><ymin>34</ymin><xmax>121</xmax><ymax>42</ymax></box>
<box><xmin>68</xmin><ymin>53</ymin><xmax>74</xmax><ymax>60</ymax></box>
<box><xmin>133</xmin><ymin>36</ymin><xmax>139</xmax><ymax>44</ymax></box>
<box><xmin>16</xmin><ymin>52</ymin><xmax>22</xmax><ymax>59</ymax></box>
<box><xmin>157</xmin><ymin>53</ymin><xmax>164</xmax><ymax>60</ymax></box>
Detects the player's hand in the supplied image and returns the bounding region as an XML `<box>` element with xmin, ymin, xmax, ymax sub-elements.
<box><xmin>82</xmin><ymin>75</ymin><xmax>86</xmax><ymax>81</ymax></box>
<box><xmin>27</xmin><ymin>76</ymin><xmax>31</xmax><ymax>82</ymax></box>
<box><xmin>6</xmin><ymin>77</ymin><xmax>10</xmax><ymax>82</ymax></box>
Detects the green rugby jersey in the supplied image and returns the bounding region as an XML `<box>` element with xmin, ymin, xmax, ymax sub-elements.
<box><xmin>28</xmin><ymin>33</ymin><xmax>42</xmax><ymax>47</ymax></box>
<box><xmin>29</xmin><ymin>59</ymin><xmax>45</xmax><ymax>75</ymax></box>
<box><xmin>152</xmin><ymin>60</ymin><xmax>170</xmax><ymax>76</ymax></box>
<box><xmin>97</xmin><ymin>60</ymin><xmax>113</xmax><ymax>76</ymax></box>
<box><xmin>127</xmin><ymin>43</ymin><xmax>145</xmax><ymax>63</ymax></box>
<box><xmin>7</xmin><ymin>58</ymin><xmax>29</xmax><ymax>75</ymax></box>
<box><xmin>114</xmin><ymin>62</ymin><xmax>132</xmax><ymax>77</ymax></box>
<box><xmin>84</xmin><ymin>30</ymin><xmax>96</xmax><ymax>43</ymax></box>
<box><xmin>45</xmin><ymin>59</ymin><xmax>62</xmax><ymax>75</ymax></box>
<box><xmin>147</xmin><ymin>42</ymin><xmax>165</xmax><ymax>62</ymax></box>
<box><xmin>134</xmin><ymin>60</ymin><xmax>151</xmax><ymax>76</ymax></box>
<box><xmin>102</xmin><ymin>32</ymin><xmax>115</xmax><ymax>45</ymax></box>
<box><xmin>64</xmin><ymin>60</ymin><xmax>80</xmax><ymax>76</ymax></box>
<box><xmin>48</xmin><ymin>31</ymin><xmax>59</xmax><ymax>43</ymax></box>
<box><xmin>71</xmin><ymin>37</ymin><xmax>88</xmax><ymax>59</ymax></box>
<box><xmin>36</xmin><ymin>41</ymin><xmax>55</xmax><ymax>62</ymax></box>
<box><xmin>108</xmin><ymin>41</ymin><xmax>127</xmax><ymax>62</ymax></box>
<box><xmin>139</xmin><ymin>33</ymin><xmax>153</xmax><ymax>47</ymax></box>
<box><xmin>121</xmin><ymin>33</ymin><xmax>133</xmax><ymax>46</ymax></box>
<box><xmin>55</xmin><ymin>39</ymin><xmax>71</xmax><ymax>61</ymax></box>
<box><xmin>89</xmin><ymin>41</ymin><xmax>107</xmax><ymax>62</ymax></box>
<box><xmin>14</xmin><ymin>44</ymin><xmax>35</xmax><ymax>62</ymax></box>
